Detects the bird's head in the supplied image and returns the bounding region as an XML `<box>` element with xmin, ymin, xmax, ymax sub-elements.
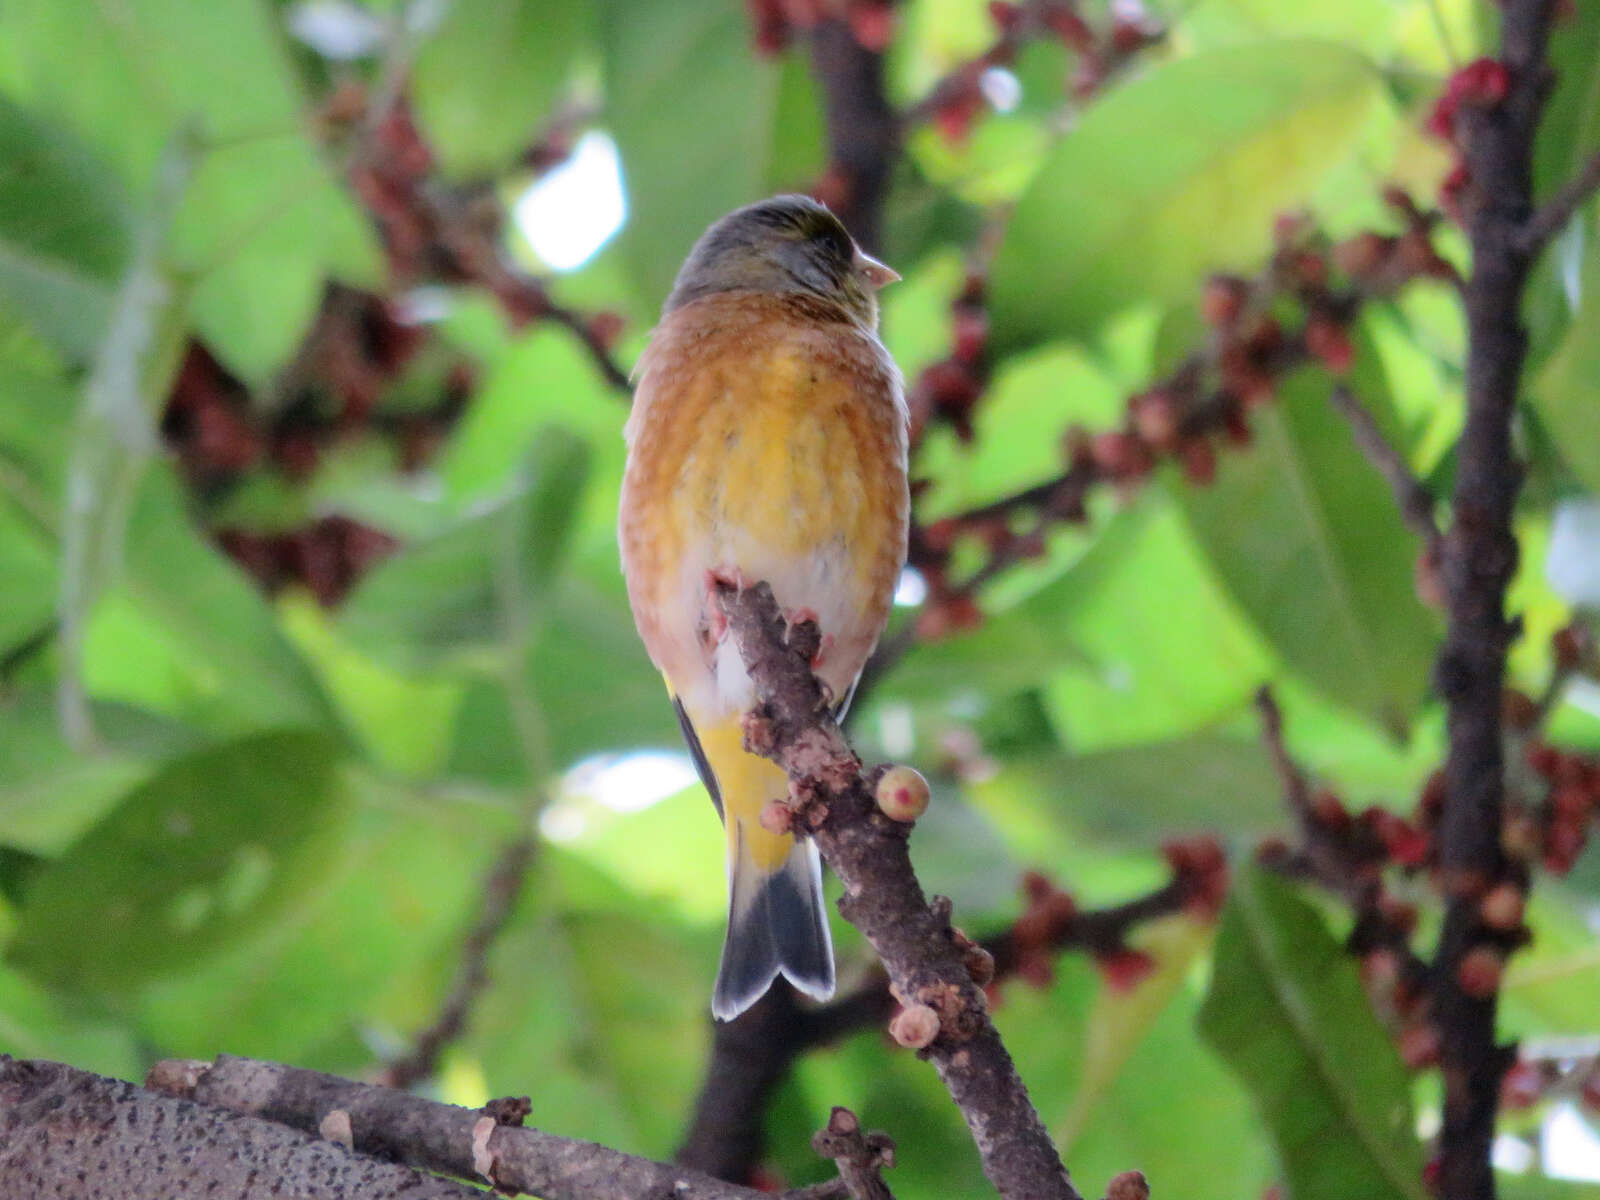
<box><xmin>664</xmin><ymin>194</ymin><xmax>899</xmax><ymax>328</ymax></box>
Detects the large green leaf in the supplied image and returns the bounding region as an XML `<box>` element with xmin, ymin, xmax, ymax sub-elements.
<box><xmin>1199</xmin><ymin>866</ymin><xmax>1426</xmax><ymax>1200</ymax></box>
<box><xmin>989</xmin><ymin>40</ymin><xmax>1380</xmax><ymax>349</ymax></box>
<box><xmin>1037</xmin><ymin>494</ymin><xmax>1274</xmax><ymax>752</ymax></box>
<box><xmin>1525</xmin><ymin>4</ymin><xmax>1600</xmax><ymax>370</ymax></box>
<box><xmin>1174</xmin><ymin>354</ymin><xmax>1438</xmax><ymax>731</ymax></box>
<box><xmin>339</xmin><ymin>429</ymin><xmax>593</xmax><ymax>672</ymax></box>
<box><xmin>0</xmin><ymin>96</ymin><xmax>130</xmax><ymax>358</ymax></box>
<box><xmin>0</xmin><ymin>687</ymin><xmax>196</xmax><ymax>855</ymax></box>
<box><xmin>0</xmin><ymin>0</ymin><xmax>381</xmax><ymax>381</ymax></box>
<box><xmin>1015</xmin><ymin>951</ymin><xmax>1275</xmax><ymax>1200</ymax></box>
<box><xmin>6</xmin><ymin>731</ymin><xmax>347</xmax><ymax>992</ymax></box>
<box><xmin>1532</xmin><ymin>239</ymin><xmax>1600</xmax><ymax>493</ymax></box>
<box><xmin>0</xmin><ymin>367</ymin><xmax>63</xmax><ymax>652</ymax></box>
<box><xmin>885</xmin><ymin>494</ymin><xmax>1273</xmax><ymax>745</ymax></box>
<box><xmin>980</xmin><ymin>734</ymin><xmax>1284</xmax><ymax>855</ymax></box>
<box><xmin>0</xmin><ymin>960</ymin><xmax>141</xmax><ymax>1078</ymax></box>
<box><xmin>600</xmin><ymin>0</ymin><xmax>783</xmax><ymax>302</ymax></box>
<box><xmin>412</xmin><ymin>0</ymin><xmax>589</xmax><ymax>179</ymax></box>
<box><xmin>458</xmin><ymin>850</ymin><xmax>717</xmax><ymax>1157</ymax></box>
<box><xmin>81</xmin><ymin>466</ymin><xmax>337</xmax><ymax>733</ymax></box>
<box><xmin>134</xmin><ymin>772</ymin><xmax>512</xmax><ymax>1068</ymax></box>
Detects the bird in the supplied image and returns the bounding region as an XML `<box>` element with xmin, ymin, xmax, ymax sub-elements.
<box><xmin>618</xmin><ymin>195</ymin><xmax>909</xmax><ymax>1020</ymax></box>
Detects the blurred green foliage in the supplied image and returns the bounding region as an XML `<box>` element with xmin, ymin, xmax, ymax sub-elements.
<box><xmin>2</xmin><ymin>0</ymin><xmax>1600</xmax><ymax>1196</ymax></box>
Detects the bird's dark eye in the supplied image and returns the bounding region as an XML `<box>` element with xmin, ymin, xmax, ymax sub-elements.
<box><xmin>815</xmin><ymin>220</ymin><xmax>853</xmax><ymax>265</ymax></box>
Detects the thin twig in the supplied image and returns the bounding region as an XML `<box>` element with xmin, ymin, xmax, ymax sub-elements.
<box><xmin>1329</xmin><ymin>384</ymin><xmax>1441</xmax><ymax>545</ymax></box>
<box><xmin>1254</xmin><ymin>688</ymin><xmax>1431</xmax><ymax>989</ymax></box>
<box><xmin>377</xmin><ymin>836</ymin><xmax>537</xmax><ymax>1090</ymax></box>
<box><xmin>1518</xmin><ymin>146</ymin><xmax>1600</xmax><ymax>256</ymax></box>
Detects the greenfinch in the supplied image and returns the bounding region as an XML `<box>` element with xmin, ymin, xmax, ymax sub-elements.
<box><xmin>619</xmin><ymin>195</ymin><xmax>908</xmax><ymax>1019</ymax></box>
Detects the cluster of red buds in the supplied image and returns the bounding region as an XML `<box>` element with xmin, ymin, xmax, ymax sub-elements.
<box><xmin>994</xmin><ymin>840</ymin><xmax>1227</xmax><ymax>997</ymax></box>
<box><xmin>1255</xmin><ymin>625</ymin><xmax>1600</xmax><ymax>1083</ymax></box>
<box><xmin>1515</xmin><ymin>735</ymin><xmax>1600</xmax><ymax>874</ymax></box>
<box><xmin>171</xmin><ymin>79</ymin><xmax>634</xmax><ymax>607</ymax></box>
<box><xmin>745</xmin><ymin>0</ymin><xmax>896</xmax><ymax>56</ymax></box>
<box><xmin>1499</xmin><ymin>1053</ymin><xmax>1600</xmax><ymax>1117</ymax></box>
<box><xmin>161</xmin><ymin>299</ymin><xmax>461</xmax><ymax>604</ymax></box>
<box><xmin>1422</xmin><ymin>57</ymin><xmax>1512</xmax><ymax>222</ymax></box>
<box><xmin>215</xmin><ymin>518</ymin><xmax>399</xmax><ymax>608</ymax></box>
<box><xmin>907</xmin><ymin>0</ymin><xmax>1163</xmax><ymax>142</ymax></box>
<box><xmin>1074</xmin><ymin>196</ymin><xmax>1455</xmax><ymax>491</ymax></box>
<box><xmin>908</xmin><ymin>271</ymin><xmax>991</xmax><ymax>444</ymax></box>
<box><xmin>906</xmin><ymin>196</ymin><xmax>1458</xmax><ymax>643</ymax></box>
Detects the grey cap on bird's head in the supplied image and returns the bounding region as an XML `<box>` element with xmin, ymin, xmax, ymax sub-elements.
<box><xmin>663</xmin><ymin>194</ymin><xmax>899</xmax><ymax>324</ymax></box>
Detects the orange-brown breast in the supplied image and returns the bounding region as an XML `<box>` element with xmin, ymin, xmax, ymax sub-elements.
<box><xmin>619</xmin><ymin>291</ymin><xmax>908</xmax><ymax>713</ymax></box>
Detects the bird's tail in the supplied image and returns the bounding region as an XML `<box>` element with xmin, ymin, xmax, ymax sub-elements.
<box><xmin>687</xmin><ymin>713</ymin><xmax>836</xmax><ymax>1021</ymax></box>
<box><xmin>714</xmin><ymin>820</ymin><xmax>834</xmax><ymax>1020</ymax></box>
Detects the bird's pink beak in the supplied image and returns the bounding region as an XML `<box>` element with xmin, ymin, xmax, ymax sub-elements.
<box><xmin>854</xmin><ymin>250</ymin><xmax>901</xmax><ymax>289</ymax></box>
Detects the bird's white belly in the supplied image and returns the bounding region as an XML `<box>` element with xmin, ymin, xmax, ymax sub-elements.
<box><xmin>671</xmin><ymin>529</ymin><xmax>869</xmax><ymax>716</ymax></box>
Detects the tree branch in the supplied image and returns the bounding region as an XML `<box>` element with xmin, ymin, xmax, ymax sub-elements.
<box><xmin>676</xmin><ymin>867</ymin><xmax>1204</xmax><ymax>1185</ymax></box>
<box><xmin>808</xmin><ymin>19</ymin><xmax>897</xmax><ymax>253</ymax></box>
<box><xmin>716</xmin><ymin>581</ymin><xmax>1087</xmax><ymax>1200</ymax></box>
<box><xmin>0</xmin><ymin>1057</ymin><xmax>482</xmax><ymax>1199</ymax></box>
<box><xmin>1518</xmin><ymin>146</ymin><xmax>1600</xmax><ymax>256</ymax></box>
<box><xmin>1431</xmin><ymin>7</ymin><xmax>1558</xmax><ymax>1192</ymax></box>
<box><xmin>134</xmin><ymin>1053</ymin><xmax>862</xmax><ymax>1200</ymax></box>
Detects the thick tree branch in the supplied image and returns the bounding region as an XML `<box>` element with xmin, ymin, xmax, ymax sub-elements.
<box><xmin>808</xmin><ymin>19</ymin><xmax>897</xmax><ymax>253</ymax></box>
<box><xmin>0</xmin><ymin>1057</ymin><xmax>481</xmax><ymax>1199</ymax></box>
<box><xmin>1518</xmin><ymin>146</ymin><xmax>1600</xmax><ymax>256</ymax></box>
<box><xmin>136</xmin><ymin>1053</ymin><xmax>860</xmax><ymax>1200</ymax></box>
<box><xmin>717</xmin><ymin>581</ymin><xmax>1086</xmax><ymax>1200</ymax></box>
<box><xmin>1432</xmin><ymin>5</ymin><xmax>1557</xmax><ymax>1194</ymax></box>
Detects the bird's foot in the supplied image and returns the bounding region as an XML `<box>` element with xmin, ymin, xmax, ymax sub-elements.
<box><xmin>781</xmin><ymin>606</ymin><xmax>833</xmax><ymax>670</ymax></box>
<box><xmin>701</xmin><ymin>567</ymin><xmax>752</xmax><ymax>647</ymax></box>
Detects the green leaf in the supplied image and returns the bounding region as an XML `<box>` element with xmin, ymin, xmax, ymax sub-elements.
<box><xmin>0</xmin><ymin>962</ymin><xmax>141</xmax><ymax>1078</ymax></box>
<box><xmin>0</xmin><ymin>96</ymin><xmax>130</xmax><ymax>358</ymax></box>
<box><xmin>0</xmin><ymin>686</ymin><xmax>195</xmax><ymax>854</ymax></box>
<box><xmin>1533</xmin><ymin>6</ymin><xmax>1600</xmax><ymax>212</ymax></box>
<box><xmin>516</xmin><ymin>571</ymin><xmax>679</xmax><ymax>769</ymax></box>
<box><xmin>412</xmin><ymin>0</ymin><xmax>589</xmax><ymax>179</ymax></box>
<box><xmin>1013</xmin><ymin>952</ymin><xmax>1276</xmax><ymax>1200</ymax></box>
<box><xmin>339</xmin><ymin>430</ymin><xmax>593</xmax><ymax>672</ymax></box>
<box><xmin>6</xmin><ymin>731</ymin><xmax>347</xmax><ymax>993</ymax></box>
<box><xmin>982</xmin><ymin>734</ymin><xmax>1285</xmax><ymax>852</ymax></box>
<box><xmin>1500</xmin><ymin>888</ymin><xmax>1600</xmax><ymax>1038</ymax></box>
<box><xmin>1199</xmin><ymin>865</ymin><xmax>1427</xmax><ymax>1200</ymax></box>
<box><xmin>457</xmin><ymin>851</ymin><xmax>718</xmax><ymax>1157</ymax></box>
<box><xmin>1532</xmin><ymin>240</ymin><xmax>1600</xmax><ymax>493</ymax></box>
<box><xmin>886</xmin><ymin>494</ymin><xmax>1273</xmax><ymax>744</ymax></box>
<box><xmin>134</xmin><ymin>772</ymin><xmax>513</xmax><ymax>1067</ymax></box>
<box><xmin>82</xmin><ymin>466</ymin><xmax>337</xmax><ymax>734</ymax></box>
<box><xmin>1174</xmin><ymin>353</ymin><xmax>1438</xmax><ymax>731</ymax></box>
<box><xmin>600</xmin><ymin>0</ymin><xmax>782</xmax><ymax>302</ymax></box>
<box><xmin>989</xmin><ymin>40</ymin><xmax>1380</xmax><ymax>349</ymax></box>
<box><xmin>1037</xmin><ymin>494</ymin><xmax>1274</xmax><ymax>752</ymax></box>
<box><xmin>1058</xmin><ymin>916</ymin><xmax>1215</xmax><ymax>1150</ymax></box>
<box><xmin>1524</xmin><ymin>2</ymin><xmax>1600</xmax><ymax>366</ymax></box>
<box><xmin>0</xmin><ymin>0</ymin><xmax>381</xmax><ymax>381</ymax></box>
